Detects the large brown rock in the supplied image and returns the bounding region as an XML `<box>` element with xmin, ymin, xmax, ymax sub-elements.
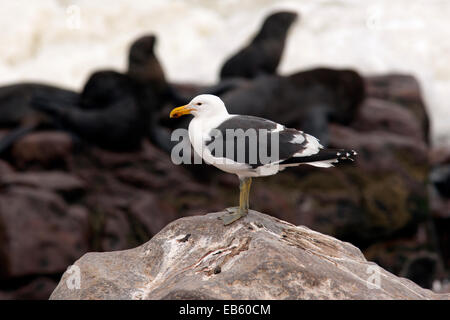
<box><xmin>0</xmin><ymin>171</ymin><xmax>85</xmax><ymax>196</ymax></box>
<box><xmin>0</xmin><ymin>159</ymin><xmax>14</xmax><ymax>175</ymax></box>
<box><xmin>0</xmin><ymin>187</ymin><xmax>89</xmax><ymax>278</ymax></box>
<box><xmin>364</xmin><ymin>74</ymin><xmax>430</xmax><ymax>144</ymax></box>
<box><xmin>50</xmin><ymin>211</ymin><xmax>448</xmax><ymax>300</ymax></box>
<box><xmin>11</xmin><ymin>131</ymin><xmax>73</xmax><ymax>168</ymax></box>
<box><xmin>351</xmin><ymin>98</ymin><xmax>424</xmax><ymax>141</ymax></box>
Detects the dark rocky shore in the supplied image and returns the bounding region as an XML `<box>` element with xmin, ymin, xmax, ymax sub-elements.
<box><xmin>0</xmin><ymin>74</ymin><xmax>449</xmax><ymax>299</ymax></box>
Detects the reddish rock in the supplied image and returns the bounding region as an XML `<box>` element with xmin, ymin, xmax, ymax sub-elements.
<box><xmin>88</xmin><ymin>147</ymin><xmax>142</xmax><ymax>169</ymax></box>
<box><xmin>0</xmin><ymin>171</ymin><xmax>85</xmax><ymax>194</ymax></box>
<box><xmin>429</xmin><ymin>147</ymin><xmax>450</xmax><ymax>166</ymax></box>
<box><xmin>11</xmin><ymin>131</ymin><xmax>72</xmax><ymax>168</ymax></box>
<box><xmin>101</xmin><ymin>208</ymin><xmax>132</xmax><ymax>252</ymax></box>
<box><xmin>296</xmin><ymin>123</ymin><xmax>431</xmax><ymax>243</ymax></box>
<box><xmin>115</xmin><ymin>167</ymin><xmax>167</xmax><ymax>190</ymax></box>
<box><xmin>329</xmin><ymin>124</ymin><xmax>428</xmax><ymax>173</ymax></box>
<box><xmin>365</xmin><ymin>74</ymin><xmax>429</xmax><ymax>143</ymax></box>
<box><xmin>0</xmin><ymin>159</ymin><xmax>14</xmax><ymax>175</ymax></box>
<box><xmin>352</xmin><ymin>98</ymin><xmax>424</xmax><ymax>141</ymax></box>
<box><xmin>0</xmin><ymin>187</ymin><xmax>89</xmax><ymax>278</ymax></box>
<box><xmin>129</xmin><ymin>192</ymin><xmax>179</xmax><ymax>237</ymax></box>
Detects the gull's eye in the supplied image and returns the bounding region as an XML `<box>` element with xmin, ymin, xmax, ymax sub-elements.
<box><xmin>196</xmin><ymin>102</ymin><xmax>202</xmax><ymax>106</ymax></box>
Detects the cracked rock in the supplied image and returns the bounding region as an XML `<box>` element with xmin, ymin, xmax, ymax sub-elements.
<box><xmin>50</xmin><ymin>211</ymin><xmax>449</xmax><ymax>300</ymax></box>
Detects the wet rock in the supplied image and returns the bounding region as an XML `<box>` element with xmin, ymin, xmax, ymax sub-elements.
<box><xmin>50</xmin><ymin>211</ymin><xmax>449</xmax><ymax>300</ymax></box>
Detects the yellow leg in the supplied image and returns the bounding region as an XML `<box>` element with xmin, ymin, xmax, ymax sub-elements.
<box><xmin>221</xmin><ymin>177</ymin><xmax>252</xmax><ymax>225</ymax></box>
<box><xmin>242</xmin><ymin>177</ymin><xmax>251</xmax><ymax>211</ymax></box>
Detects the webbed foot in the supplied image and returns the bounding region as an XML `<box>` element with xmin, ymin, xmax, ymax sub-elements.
<box><xmin>220</xmin><ymin>207</ymin><xmax>248</xmax><ymax>225</ymax></box>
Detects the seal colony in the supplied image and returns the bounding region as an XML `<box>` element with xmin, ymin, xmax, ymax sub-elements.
<box><xmin>0</xmin><ymin>35</ymin><xmax>169</xmax><ymax>153</ymax></box>
<box><xmin>170</xmin><ymin>94</ymin><xmax>357</xmax><ymax>225</ymax></box>
<box><xmin>0</xmin><ymin>10</ymin><xmax>365</xmax><ymax>156</ymax></box>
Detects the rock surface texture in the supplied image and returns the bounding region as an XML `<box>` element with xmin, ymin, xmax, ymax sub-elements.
<box><xmin>50</xmin><ymin>211</ymin><xmax>449</xmax><ymax>300</ymax></box>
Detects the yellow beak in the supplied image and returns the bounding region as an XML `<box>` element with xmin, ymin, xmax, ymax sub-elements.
<box><xmin>170</xmin><ymin>104</ymin><xmax>194</xmax><ymax>118</ymax></box>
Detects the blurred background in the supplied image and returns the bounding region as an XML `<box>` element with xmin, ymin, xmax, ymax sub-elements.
<box><xmin>0</xmin><ymin>0</ymin><xmax>449</xmax><ymax>299</ymax></box>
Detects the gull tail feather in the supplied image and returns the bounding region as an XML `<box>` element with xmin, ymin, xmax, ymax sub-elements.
<box><xmin>280</xmin><ymin>148</ymin><xmax>357</xmax><ymax>168</ymax></box>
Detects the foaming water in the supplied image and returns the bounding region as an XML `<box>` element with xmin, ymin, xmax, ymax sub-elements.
<box><xmin>0</xmin><ymin>0</ymin><xmax>448</xmax><ymax>146</ymax></box>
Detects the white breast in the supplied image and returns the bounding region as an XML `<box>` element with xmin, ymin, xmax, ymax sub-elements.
<box><xmin>188</xmin><ymin>114</ymin><xmax>252</xmax><ymax>175</ymax></box>
<box><xmin>188</xmin><ymin>114</ymin><xmax>229</xmax><ymax>164</ymax></box>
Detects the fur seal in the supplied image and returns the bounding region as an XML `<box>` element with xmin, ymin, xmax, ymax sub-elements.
<box><xmin>0</xmin><ymin>83</ymin><xmax>80</xmax><ymax>154</ymax></box>
<box><xmin>0</xmin><ymin>35</ymin><xmax>177</xmax><ymax>153</ymax></box>
<box><xmin>220</xmin><ymin>68</ymin><xmax>366</xmax><ymax>145</ymax></box>
<box><xmin>0</xmin><ymin>83</ymin><xmax>79</xmax><ymax>128</ymax></box>
<box><xmin>220</xmin><ymin>11</ymin><xmax>298</xmax><ymax>79</ymax></box>
<box><xmin>32</xmin><ymin>71</ymin><xmax>145</xmax><ymax>150</ymax></box>
<box><xmin>164</xmin><ymin>68</ymin><xmax>365</xmax><ymax>149</ymax></box>
<box><xmin>30</xmin><ymin>35</ymin><xmax>173</xmax><ymax>151</ymax></box>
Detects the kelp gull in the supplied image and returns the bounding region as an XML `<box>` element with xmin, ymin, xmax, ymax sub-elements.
<box><xmin>170</xmin><ymin>94</ymin><xmax>356</xmax><ymax>225</ymax></box>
